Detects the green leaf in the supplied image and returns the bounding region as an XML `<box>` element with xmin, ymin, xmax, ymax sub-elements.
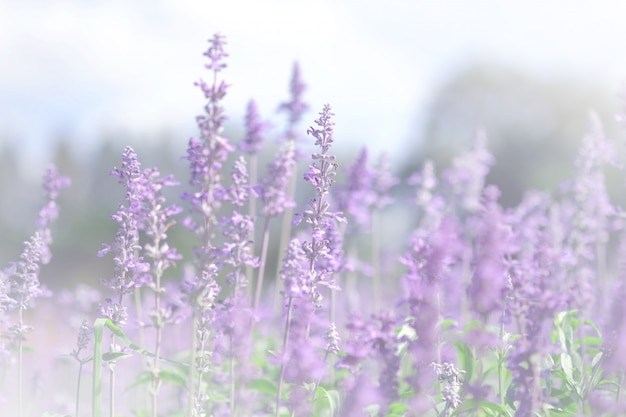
<box><xmin>102</xmin><ymin>351</ymin><xmax>133</xmax><ymax>362</ymax></box>
<box><xmin>248</xmin><ymin>378</ymin><xmax>278</xmax><ymax>396</ymax></box>
<box><xmin>455</xmin><ymin>341</ymin><xmax>474</xmax><ymax>382</ymax></box>
<box><xmin>314</xmin><ymin>387</ymin><xmax>340</xmax><ymax>417</ymax></box>
<box><xmin>451</xmin><ymin>399</ymin><xmax>512</xmax><ymax>417</ymax></box>
<box><xmin>559</xmin><ymin>353</ymin><xmax>575</xmax><ymax>385</ymax></box>
<box><xmin>385</xmin><ymin>401</ymin><xmax>408</xmax><ymax>416</ymax></box>
<box><xmin>91</xmin><ymin>318</ymin><xmax>188</xmax><ymax>417</ymax></box>
<box><xmin>438</xmin><ymin>318</ymin><xmax>458</xmax><ymax>331</ymax></box>
<box><xmin>479</xmin><ymin>401</ymin><xmax>512</xmax><ymax>417</ymax></box>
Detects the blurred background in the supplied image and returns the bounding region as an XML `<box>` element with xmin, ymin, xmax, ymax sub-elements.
<box><xmin>3</xmin><ymin>0</ymin><xmax>626</xmax><ymax>289</ymax></box>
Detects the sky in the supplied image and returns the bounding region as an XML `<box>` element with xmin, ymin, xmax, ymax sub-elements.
<box><xmin>2</xmin><ymin>0</ymin><xmax>626</xmax><ymax>176</ymax></box>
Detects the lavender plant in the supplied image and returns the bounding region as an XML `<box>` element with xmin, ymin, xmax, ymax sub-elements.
<box><xmin>1</xmin><ymin>166</ymin><xmax>69</xmax><ymax>417</ymax></box>
<box><xmin>9</xmin><ymin>32</ymin><xmax>626</xmax><ymax>417</ymax></box>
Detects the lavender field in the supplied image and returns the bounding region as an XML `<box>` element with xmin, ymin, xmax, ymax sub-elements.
<box><xmin>3</xmin><ymin>33</ymin><xmax>626</xmax><ymax>417</ymax></box>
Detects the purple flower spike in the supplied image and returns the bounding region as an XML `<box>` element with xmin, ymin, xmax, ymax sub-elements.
<box><xmin>372</xmin><ymin>151</ymin><xmax>398</xmax><ymax>210</ymax></box>
<box><xmin>279</xmin><ymin>62</ymin><xmax>308</xmax><ymax>137</ymax></box>
<box><xmin>99</xmin><ymin>148</ymin><xmax>151</xmax><ymax>325</ymax></box>
<box><xmin>2</xmin><ymin>165</ymin><xmax>69</xmax><ymax>349</ymax></box>
<box><xmin>38</xmin><ymin>166</ymin><xmax>71</xmax><ymax>231</ymax></box>
<box><xmin>259</xmin><ymin>141</ymin><xmax>297</xmax><ymax>218</ymax></box>
<box><xmin>467</xmin><ymin>185</ymin><xmax>511</xmax><ymax>321</ymax></box>
<box><xmin>203</xmin><ymin>33</ymin><xmax>228</xmax><ymax>73</ymax></box>
<box><xmin>335</xmin><ymin>148</ymin><xmax>376</xmax><ymax>228</ymax></box>
<box><xmin>280</xmin><ymin>238</ymin><xmax>310</xmax><ymax>299</ymax></box>
<box><xmin>240</xmin><ymin>100</ymin><xmax>269</xmax><ymax>155</ymax></box>
<box><xmin>444</xmin><ymin>130</ymin><xmax>494</xmax><ymax>212</ymax></box>
<box><xmin>183</xmin><ymin>34</ymin><xmax>235</xmax><ymax>231</ymax></box>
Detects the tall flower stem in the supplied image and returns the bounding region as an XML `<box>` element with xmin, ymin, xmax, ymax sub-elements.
<box><xmin>17</xmin><ymin>309</ymin><xmax>23</xmax><ymax>417</ymax></box>
<box><xmin>275</xmin><ymin>169</ymin><xmax>297</xmax><ymax>294</ymax></box>
<box><xmin>371</xmin><ymin>207</ymin><xmax>381</xmax><ymax>313</ymax></box>
<box><xmin>246</xmin><ymin>153</ymin><xmax>259</xmax><ymax>299</ymax></box>
<box><xmin>75</xmin><ymin>361</ymin><xmax>85</xmax><ymax>417</ymax></box>
<box><xmin>150</xmin><ymin>269</ymin><xmax>164</xmax><ymax>417</ymax></box>
<box><xmin>108</xmin><ymin>328</ymin><xmax>118</xmax><ymax>417</ymax></box>
<box><xmin>188</xmin><ymin>310</ymin><xmax>197</xmax><ymax>417</ymax></box>
<box><xmin>254</xmin><ymin>217</ymin><xmax>272</xmax><ymax>310</ymax></box>
<box><xmin>230</xmin><ymin>332</ymin><xmax>237</xmax><ymax>417</ymax></box>
<box><xmin>275</xmin><ymin>297</ymin><xmax>294</xmax><ymax>417</ymax></box>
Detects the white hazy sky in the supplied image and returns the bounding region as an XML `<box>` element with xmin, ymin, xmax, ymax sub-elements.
<box><xmin>2</xmin><ymin>0</ymin><xmax>626</xmax><ymax>173</ymax></box>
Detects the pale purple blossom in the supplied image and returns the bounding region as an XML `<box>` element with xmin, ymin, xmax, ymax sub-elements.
<box><xmin>324</xmin><ymin>322</ymin><xmax>340</xmax><ymax>354</ymax></box>
<box><xmin>3</xmin><ymin>166</ymin><xmax>69</xmax><ymax>337</ymax></box>
<box><xmin>219</xmin><ymin>157</ymin><xmax>259</xmax><ymax>289</ymax></box>
<box><xmin>183</xmin><ymin>34</ymin><xmax>235</xmax><ymax>232</ymax></box>
<box><xmin>372</xmin><ymin>152</ymin><xmax>398</xmax><ymax>210</ymax></box>
<box><xmin>239</xmin><ymin>100</ymin><xmax>269</xmax><ymax>155</ymax></box>
<box><xmin>258</xmin><ymin>141</ymin><xmax>296</xmax><ymax>218</ymax></box>
<box><xmin>409</xmin><ymin>160</ymin><xmax>445</xmax><ymax>230</ymax></box>
<box><xmin>443</xmin><ymin>130</ymin><xmax>494</xmax><ymax>212</ymax></box>
<box><xmin>280</xmin><ymin>238</ymin><xmax>310</xmax><ymax>299</ymax></box>
<box><xmin>335</xmin><ymin>147</ymin><xmax>376</xmax><ymax>228</ymax></box>
<box><xmin>98</xmin><ymin>149</ymin><xmax>151</xmax><ymax>310</ymax></box>
<box><xmin>467</xmin><ymin>185</ymin><xmax>511</xmax><ymax>321</ymax></box>
<box><xmin>293</xmin><ymin>104</ymin><xmax>346</xmax><ymax>303</ymax></box>
<box><xmin>278</xmin><ymin>62</ymin><xmax>308</xmax><ymax>141</ymax></box>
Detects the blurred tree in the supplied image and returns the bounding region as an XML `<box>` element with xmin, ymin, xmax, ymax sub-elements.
<box><xmin>0</xmin><ymin>140</ymin><xmax>27</xmax><ymax>266</ymax></box>
<box><xmin>401</xmin><ymin>63</ymin><xmax>620</xmax><ymax>206</ymax></box>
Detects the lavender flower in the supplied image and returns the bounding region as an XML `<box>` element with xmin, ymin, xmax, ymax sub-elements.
<box><xmin>219</xmin><ymin>159</ymin><xmax>259</xmax><ymax>289</ymax></box>
<box><xmin>275</xmin><ymin>105</ymin><xmax>344</xmax><ymax>416</ymax></box>
<box><xmin>432</xmin><ymin>362</ymin><xmax>464</xmax><ymax>415</ymax></box>
<box><xmin>280</xmin><ymin>238</ymin><xmax>310</xmax><ymax>299</ymax></box>
<box><xmin>180</xmin><ymin>34</ymin><xmax>236</xmax><ymax>417</ymax></box>
<box><xmin>563</xmin><ymin>113</ymin><xmax>615</xmax><ymax>311</ymax></box>
<box><xmin>4</xmin><ymin>165</ymin><xmax>70</xmax><ymax>324</ymax></box>
<box><xmin>372</xmin><ymin>151</ymin><xmax>398</xmax><ymax>210</ymax></box>
<box><xmin>337</xmin><ymin>312</ymin><xmax>400</xmax><ymax>415</ymax></box>
<box><xmin>278</xmin><ymin>62</ymin><xmax>308</xmax><ymax>141</ymax></box>
<box><xmin>239</xmin><ymin>100</ymin><xmax>269</xmax><ymax>155</ymax></box>
<box><xmin>324</xmin><ymin>322</ymin><xmax>340</xmax><ymax>354</ymax></box>
<box><xmin>183</xmin><ymin>33</ymin><xmax>235</xmax><ymax>231</ymax></box>
<box><xmin>334</xmin><ymin>147</ymin><xmax>376</xmax><ymax>229</ymax></box>
<box><xmin>443</xmin><ymin>130</ymin><xmax>494</xmax><ymax>213</ymax></box>
<box><xmin>295</xmin><ymin>104</ymin><xmax>346</xmax><ymax>303</ymax></box>
<box><xmin>466</xmin><ymin>185</ymin><xmax>511</xmax><ymax>322</ymax></box>
<box><xmin>399</xmin><ymin>217</ymin><xmax>462</xmax><ymax>413</ymax></box>
<box><xmin>409</xmin><ymin>159</ymin><xmax>445</xmax><ymax>230</ymax></box>
<box><xmin>1</xmin><ymin>165</ymin><xmax>68</xmax><ymax>417</ymax></box>
<box><xmin>258</xmin><ymin>141</ymin><xmax>297</xmax><ymax>218</ymax></box>
<box><xmin>98</xmin><ymin>148</ymin><xmax>150</xmax><ymax>326</ymax></box>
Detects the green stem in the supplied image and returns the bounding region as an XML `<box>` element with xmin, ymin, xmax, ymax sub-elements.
<box><xmin>188</xmin><ymin>310</ymin><xmax>197</xmax><ymax>417</ymax></box>
<box><xmin>108</xmin><ymin>332</ymin><xmax>116</xmax><ymax>417</ymax></box>
<box><xmin>17</xmin><ymin>307</ymin><xmax>23</xmax><ymax>417</ymax></box>
<box><xmin>275</xmin><ymin>297</ymin><xmax>294</xmax><ymax>417</ymax></box>
<box><xmin>230</xmin><ymin>333</ymin><xmax>236</xmax><ymax>417</ymax></box>
<box><xmin>274</xmin><ymin>163</ymin><xmax>298</xmax><ymax>314</ymax></box>
<box><xmin>151</xmin><ymin>271</ymin><xmax>163</xmax><ymax>417</ymax></box>
<box><xmin>246</xmin><ymin>153</ymin><xmax>258</xmax><ymax>300</ymax></box>
<box><xmin>310</xmin><ymin>350</ymin><xmax>330</xmax><ymax>404</ymax></box>
<box><xmin>498</xmin><ymin>320</ymin><xmax>505</xmax><ymax>406</ymax></box>
<box><xmin>76</xmin><ymin>361</ymin><xmax>85</xmax><ymax>417</ymax></box>
<box><xmin>254</xmin><ymin>217</ymin><xmax>272</xmax><ymax>310</ymax></box>
<box><xmin>576</xmin><ymin>311</ymin><xmax>590</xmax><ymax>414</ymax></box>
